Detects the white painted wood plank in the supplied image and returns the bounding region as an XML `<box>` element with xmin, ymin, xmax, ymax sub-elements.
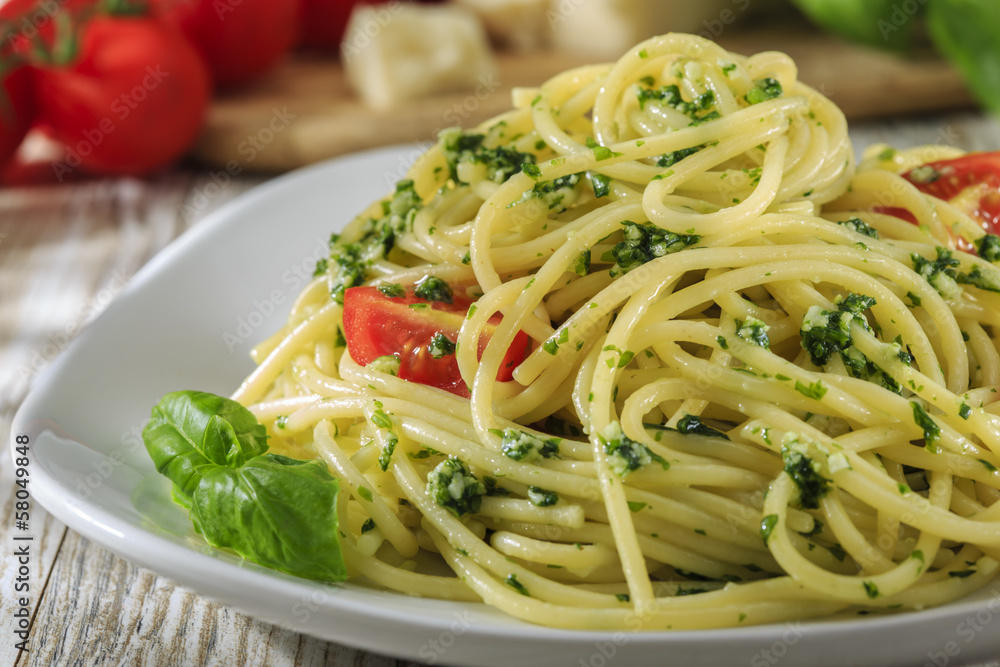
<box><xmin>22</xmin><ymin>531</ymin><xmax>402</xmax><ymax>667</ymax></box>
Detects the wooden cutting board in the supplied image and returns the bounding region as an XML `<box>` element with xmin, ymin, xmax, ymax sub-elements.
<box><xmin>191</xmin><ymin>27</ymin><xmax>974</xmax><ymax>173</ymax></box>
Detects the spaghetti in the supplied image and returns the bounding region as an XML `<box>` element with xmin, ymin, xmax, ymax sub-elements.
<box><xmin>231</xmin><ymin>33</ymin><xmax>1000</xmax><ymax>630</ymax></box>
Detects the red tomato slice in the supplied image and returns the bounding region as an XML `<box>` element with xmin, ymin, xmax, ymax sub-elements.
<box><xmin>342</xmin><ymin>286</ymin><xmax>529</xmax><ymax>398</ymax></box>
<box><xmin>902</xmin><ymin>153</ymin><xmax>1000</xmax><ymax>238</ymax></box>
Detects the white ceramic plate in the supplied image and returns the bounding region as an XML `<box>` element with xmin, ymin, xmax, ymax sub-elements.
<box><xmin>12</xmin><ymin>145</ymin><xmax>1000</xmax><ymax>667</ymax></box>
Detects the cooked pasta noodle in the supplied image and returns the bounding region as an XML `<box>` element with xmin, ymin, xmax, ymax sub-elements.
<box><xmin>232</xmin><ymin>33</ymin><xmax>1000</xmax><ymax>629</ymax></box>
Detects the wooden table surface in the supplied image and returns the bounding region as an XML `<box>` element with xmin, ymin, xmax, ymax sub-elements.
<box><xmin>4</xmin><ymin>111</ymin><xmax>1000</xmax><ymax>667</ymax></box>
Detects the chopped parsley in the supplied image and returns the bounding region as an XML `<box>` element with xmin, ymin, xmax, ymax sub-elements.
<box><xmin>909</xmin><ymin>245</ymin><xmax>1000</xmax><ymax>295</ymax></box>
<box><xmin>781</xmin><ymin>441</ymin><xmax>831</xmax><ymax>509</ymax></box>
<box><xmin>949</xmin><ymin>569</ymin><xmax>976</xmax><ymax>578</ymax></box>
<box><xmin>908</xmin><ymin>165</ymin><xmax>941</xmax><ymax>184</ymax></box>
<box><xmin>377</xmin><ymin>282</ymin><xmax>405</xmax><ymax>298</ymax></box>
<box><xmin>604</xmin><ymin>220</ymin><xmax>699</xmax><ymax>277</ymax></box>
<box><xmin>673</xmin><ymin>414</ymin><xmax>729</xmax><ymax>439</ymax></box>
<box><xmin>600</xmin><ymin>421</ymin><xmax>668</xmax><ymax>477</ymax></box>
<box><xmin>326</xmin><ymin>179</ymin><xmax>421</xmax><ymax>303</ymax></box>
<box><xmin>837</xmin><ymin>217</ymin><xmax>879</xmax><ymax>239</ymax></box>
<box><xmin>371</xmin><ymin>403</ymin><xmax>399</xmax><ymax>471</ymax></box>
<box><xmin>656</xmin><ymin>145</ymin><xmax>705</xmax><ymax>169</ymax></box>
<box><xmin>636</xmin><ymin>83</ymin><xmax>717</xmax><ymax>124</ymax></box>
<box><xmin>440</xmin><ymin>128</ymin><xmax>535</xmax><ymax>184</ymax></box>
<box><xmin>482</xmin><ymin>475</ymin><xmax>509</xmax><ymax>497</ymax></box>
<box><xmin>427</xmin><ymin>332</ymin><xmax>457</xmax><ymax>359</ymax></box>
<box><xmin>521</xmin><ymin>163</ymin><xmax>542</xmax><ymax>180</ymax></box>
<box><xmin>544</xmin><ymin>327</ymin><xmax>570</xmax><ymax>356</ymax></box>
<box><xmin>426</xmin><ymin>458</ymin><xmax>485</xmax><ymax>517</ymax></box>
<box><xmin>505</xmin><ymin>574</ymin><xmax>530</xmax><ymax>596</ymax></box>
<box><xmin>795</xmin><ymin>380</ymin><xmax>827</xmax><ymax>400</ymax></box>
<box><xmin>736</xmin><ymin>316</ymin><xmax>770</xmax><ymax>349</ymax></box>
<box><xmin>912</xmin><ymin>247</ymin><xmax>962</xmax><ymax>299</ymax></box>
<box><xmin>800</xmin><ymin>294</ymin><xmax>873</xmax><ymax>366</ymax></box>
<box><xmin>910</xmin><ymin>401</ymin><xmax>941</xmax><ymax>450</ymax></box>
<box><xmin>512</xmin><ymin>172</ymin><xmax>582</xmax><ymax>212</ymax></box>
<box><xmin>588</xmin><ymin>172</ymin><xmax>611</xmax><ymax>198</ymax></box>
<box><xmin>760</xmin><ymin>514</ymin><xmax>779</xmax><ymax>544</ymax></box>
<box><xmin>799</xmin><ymin>293</ymin><xmax>899</xmax><ymax>393</ymax></box>
<box><xmin>527</xmin><ymin>486</ymin><xmax>559</xmax><ymax>507</ymax></box>
<box><xmin>744</xmin><ymin>77</ymin><xmax>783</xmax><ymax>105</ymax></box>
<box><xmin>498</xmin><ymin>428</ymin><xmax>560</xmax><ymax>462</ymax></box>
<box><xmin>976</xmin><ymin>234</ymin><xmax>1000</xmax><ymax>262</ymax></box>
<box><xmin>585</xmin><ymin>137</ymin><xmax>623</xmax><ymax>161</ymax></box>
<box><xmin>414</xmin><ymin>275</ymin><xmax>453</xmax><ymax>304</ymax></box>
<box><xmin>958</xmin><ymin>263</ymin><xmax>1000</xmax><ymax>294</ymax></box>
<box><xmin>742</xmin><ymin>166</ymin><xmax>762</xmax><ymax>185</ymax></box>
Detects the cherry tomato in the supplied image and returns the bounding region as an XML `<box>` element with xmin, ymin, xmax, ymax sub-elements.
<box><xmin>32</xmin><ymin>15</ymin><xmax>210</xmax><ymax>175</ymax></box>
<box><xmin>0</xmin><ymin>0</ymin><xmax>90</xmax><ymax>54</ymax></box>
<box><xmin>0</xmin><ymin>66</ymin><xmax>35</xmax><ymax>164</ymax></box>
<box><xmin>298</xmin><ymin>0</ymin><xmax>363</xmax><ymax>51</ymax></box>
<box><xmin>903</xmin><ymin>153</ymin><xmax>1000</xmax><ymax>237</ymax></box>
<box><xmin>342</xmin><ymin>285</ymin><xmax>530</xmax><ymax>398</ymax></box>
<box><xmin>150</xmin><ymin>0</ymin><xmax>298</xmax><ymax>88</ymax></box>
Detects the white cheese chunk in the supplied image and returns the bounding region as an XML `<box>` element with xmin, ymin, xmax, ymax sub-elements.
<box><xmin>341</xmin><ymin>3</ymin><xmax>498</xmax><ymax>111</ymax></box>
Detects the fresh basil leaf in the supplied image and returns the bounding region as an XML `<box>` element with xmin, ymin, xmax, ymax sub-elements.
<box><xmin>191</xmin><ymin>454</ymin><xmax>346</xmax><ymax>582</ymax></box>
<box><xmin>927</xmin><ymin>0</ymin><xmax>1000</xmax><ymax>114</ymax></box>
<box><xmin>143</xmin><ymin>390</ymin><xmax>268</xmax><ymax>500</ymax></box>
<box><xmin>790</xmin><ymin>0</ymin><xmax>914</xmax><ymax>51</ymax></box>
<box><xmin>143</xmin><ymin>390</ymin><xmax>346</xmax><ymax>582</ymax></box>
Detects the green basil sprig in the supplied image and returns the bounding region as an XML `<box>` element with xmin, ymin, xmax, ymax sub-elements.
<box><xmin>143</xmin><ymin>390</ymin><xmax>346</xmax><ymax>582</ymax></box>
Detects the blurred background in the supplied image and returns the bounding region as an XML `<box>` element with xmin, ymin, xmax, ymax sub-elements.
<box><xmin>0</xmin><ymin>0</ymin><xmax>994</xmax><ymax>181</ymax></box>
<box><xmin>3</xmin><ymin>1</ymin><xmax>1000</xmax><ymax>666</ymax></box>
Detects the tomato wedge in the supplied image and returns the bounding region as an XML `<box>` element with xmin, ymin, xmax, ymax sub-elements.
<box><xmin>902</xmin><ymin>153</ymin><xmax>1000</xmax><ymax>238</ymax></box>
<box><xmin>342</xmin><ymin>285</ymin><xmax>530</xmax><ymax>397</ymax></box>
